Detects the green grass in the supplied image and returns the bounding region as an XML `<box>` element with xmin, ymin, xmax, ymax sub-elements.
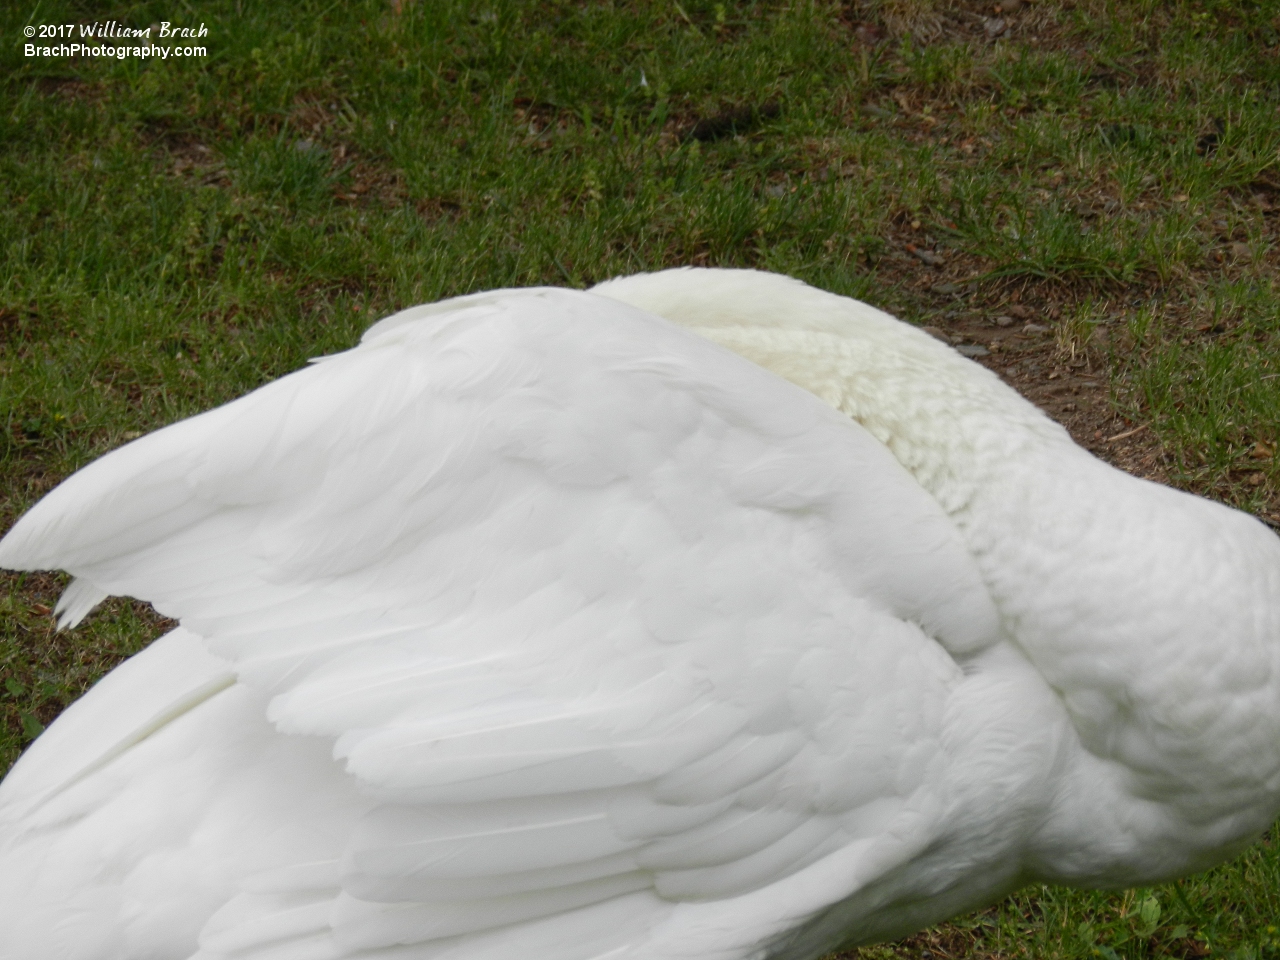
<box><xmin>4</xmin><ymin>0</ymin><xmax>1280</xmax><ymax>956</ymax></box>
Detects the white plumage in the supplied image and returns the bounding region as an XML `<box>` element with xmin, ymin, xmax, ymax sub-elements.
<box><xmin>1</xmin><ymin>267</ymin><xmax>1279</xmax><ymax>960</ymax></box>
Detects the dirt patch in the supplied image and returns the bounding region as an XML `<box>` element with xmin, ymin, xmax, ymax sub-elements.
<box><xmin>0</xmin><ymin>304</ymin><xmax>48</xmax><ymax>350</ymax></box>
<box><xmin>0</xmin><ymin>307</ymin><xmax>23</xmax><ymax>346</ymax></box>
<box><xmin>166</xmin><ymin>139</ymin><xmax>232</xmax><ymax>188</ymax></box>
<box><xmin>33</xmin><ymin>76</ymin><xmax>103</xmax><ymax>103</ymax></box>
<box><xmin>844</xmin><ymin>0</ymin><xmax>1070</xmax><ymax>50</ymax></box>
<box><xmin>917</xmin><ymin>291</ymin><xmax>1170</xmax><ymax>477</ymax></box>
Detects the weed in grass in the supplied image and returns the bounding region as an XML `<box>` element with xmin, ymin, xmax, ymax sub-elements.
<box><xmin>1055</xmin><ymin>301</ymin><xmax>1100</xmax><ymax>361</ymax></box>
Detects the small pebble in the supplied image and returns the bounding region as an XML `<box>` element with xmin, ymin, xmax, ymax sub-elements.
<box><xmin>854</xmin><ymin>22</ymin><xmax>883</xmax><ymax>45</ymax></box>
<box><xmin>956</xmin><ymin>344</ymin><xmax>991</xmax><ymax>358</ymax></box>
<box><xmin>994</xmin><ymin>315</ymin><xmax>1014</xmax><ymax>327</ymax></box>
<box><xmin>1023</xmin><ymin>322</ymin><xmax>1049</xmax><ymax>333</ymax></box>
<box><xmin>932</xmin><ymin>282</ymin><xmax>961</xmax><ymax>295</ymax></box>
<box><xmin>909</xmin><ymin>246</ymin><xmax>945</xmax><ymax>267</ymax></box>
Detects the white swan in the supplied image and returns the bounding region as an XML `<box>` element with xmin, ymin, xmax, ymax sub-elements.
<box><xmin>1</xmin><ymin>268</ymin><xmax>1278</xmax><ymax>960</ymax></box>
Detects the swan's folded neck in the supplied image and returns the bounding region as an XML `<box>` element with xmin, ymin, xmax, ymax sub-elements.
<box><xmin>593</xmin><ymin>269</ymin><xmax>1071</xmax><ymax>517</ymax></box>
<box><xmin>594</xmin><ymin>268</ymin><xmax>1280</xmax><ymax>880</ymax></box>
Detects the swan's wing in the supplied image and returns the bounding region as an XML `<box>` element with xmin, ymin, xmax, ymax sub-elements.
<box><xmin>0</xmin><ymin>288</ymin><xmax>1000</xmax><ymax>958</ymax></box>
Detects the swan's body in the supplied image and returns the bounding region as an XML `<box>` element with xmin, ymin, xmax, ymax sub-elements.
<box><xmin>1</xmin><ymin>268</ymin><xmax>1278</xmax><ymax>960</ymax></box>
